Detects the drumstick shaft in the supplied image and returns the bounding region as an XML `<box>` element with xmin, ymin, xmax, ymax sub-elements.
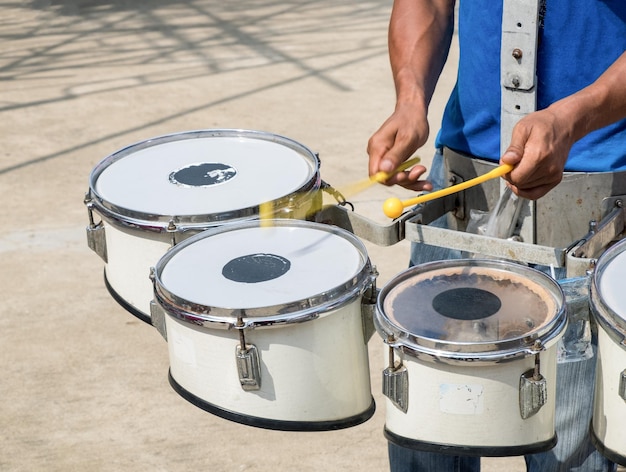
<box><xmin>399</xmin><ymin>163</ymin><xmax>514</xmax><ymax>208</ymax></box>
<box><xmin>337</xmin><ymin>156</ymin><xmax>422</xmax><ymax>198</ymax></box>
<box><xmin>373</xmin><ymin>155</ymin><xmax>423</xmax><ymax>183</ymax></box>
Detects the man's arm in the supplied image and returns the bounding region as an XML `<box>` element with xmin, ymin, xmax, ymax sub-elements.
<box><xmin>367</xmin><ymin>0</ymin><xmax>456</xmax><ymax>190</ymax></box>
<box><xmin>502</xmin><ymin>51</ymin><xmax>626</xmax><ymax>200</ymax></box>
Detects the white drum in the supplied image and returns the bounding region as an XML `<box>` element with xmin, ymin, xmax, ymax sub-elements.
<box><xmin>85</xmin><ymin>129</ymin><xmax>321</xmax><ymax>323</ymax></box>
<box><xmin>590</xmin><ymin>238</ymin><xmax>626</xmax><ymax>466</ymax></box>
<box><xmin>151</xmin><ymin>219</ymin><xmax>377</xmax><ymax>431</ymax></box>
<box><xmin>375</xmin><ymin>259</ymin><xmax>567</xmax><ymax>456</ymax></box>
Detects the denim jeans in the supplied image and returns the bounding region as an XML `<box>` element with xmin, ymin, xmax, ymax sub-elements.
<box><xmin>390</xmin><ymin>150</ymin><xmax>616</xmax><ymax>472</ymax></box>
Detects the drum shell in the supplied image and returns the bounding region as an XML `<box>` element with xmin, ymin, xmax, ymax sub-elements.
<box><xmin>165</xmin><ymin>299</ymin><xmax>373</xmax><ymax>428</ymax></box>
<box><xmin>152</xmin><ymin>219</ymin><xmax>377</xmax><ymax>430</ymax></box>
<box><xmin>591</xmin><ymin>326</ymin><xmax>626</xmax><ymax>465</ymax></box>
<box><xmin>86</xmin><ymin>129</ymin><xmax>322</xmax><ymax>321</ymax></box>
<box><xmin>375</xmin><ymin>259</ymin><xmax>567</xmax><ymax>455</ymax></box>
<box><xmin>384</xmin><ymin>342</ymin><xmax>559</xmax><ymax>454</ymax></box>
<box><xmin>589</xmin><ymin>238</ymin><xmax>626</xmax><ymax>465</ymax></box>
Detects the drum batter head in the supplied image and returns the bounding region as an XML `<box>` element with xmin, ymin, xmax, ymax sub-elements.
<box><xmin>153</xmin><ymin>219</ymin><xmax>372</xmax><ymax>325</ymax></box>
<box><xmin>377</xmin><ymin>259</ymin><xmax>566</xmax><ymax>358</ymax></box>
<box><xmin>89</xmin><ymin>129</ymin><xmax>320</xmax><ymax>222</ymax></box>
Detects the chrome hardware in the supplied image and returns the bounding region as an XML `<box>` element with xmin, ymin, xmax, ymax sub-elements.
<box><xmin>519</xmin><ymin>341</ymin><xmax>547</xmax><ymax>419</ymax></box>
<box><xmin>236</xmin><ymin>317</ymin><xmax>261</xmax><ymax>391</ymax></box>
<box><xmin>383</xmin><ymin>338</ymin><xmax>409</xmax><ymax>413</ymax></box>
<box><xmin>149</xmin><ymin>300</ymin><xmax>167</xmax><ymax>340</ymax></box>
<box><xmin>85</xmin><ymin>194</ymin><xmax>108</xmax><ymax>262</ymax></box>
<box><xmin>360</xmin><ymin>267</ymin><xmax>379</xmax><ymax>343</ymax></box>
<box><xmin>149</xmin><ymin>267</ymin><xmax>167</xmax><ymax>340</ymax></box>
<box><xmin>619</xmin><ymin>370</ymin><xmax>626</xmax><ymax>402</ymax></box>
<box><xmin>236</xmin><ymin>344</ymin><xmax>261</xmax><ymax>391</ymax></box>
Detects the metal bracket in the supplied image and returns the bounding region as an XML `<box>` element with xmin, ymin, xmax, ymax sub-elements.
<box><xmin>501</xmin><ymin>0</ymin><xmax>539</xmax><ymax>150</ymax></box>
<box><xmin>236</xmin><ymin>344</ymin><xmax>262</xmax><ymax>391</ymax></box>
<box><xmin>519</xmin><ymin>368</ymin><xmax>547</xmax><ymax>419</ymax></box>
<box><xmin>314</xmin><ymin>204</ymin><xmax>406</xmax><ymax>246</ymax></box>
<box><xmin>573</xmin><ymin>203</ymin><xmax>625</xmax><ymax>259</ymax></box>
<box><xmin>519</xmin><ymin>341</ymin><xmax>547</xmax><ymax>419</ymax></box>
<box><xmin>360</xmin><ymin>269</ymin><xmax>379</xmax><ymax>343</ymax></box>
<box><xmin>85</xmin><ymin>194</ymin><xmax>108</xmax><ymax>262</ymax></box>
<box><xmin>86</xmin><ymin>221</ymin><xmax>108</xmax><ymax>263</ymax></box>
<box><xmin>405</xmin><ymin>213</ymin><xmax>565</xmax><ymax>267</ymax></box>
<box><xmin>149</xmin><ymin>300</ymin><xmax>168</xmax><ymax>341</ymax></box>
<box><xmin>383</xmin><ymin>363</ymin><xmax>409</xmax><ymax>413</ymax></box>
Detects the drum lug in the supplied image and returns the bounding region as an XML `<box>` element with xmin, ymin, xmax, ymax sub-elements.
<box><xmin>383</xmin><ymin>340</ymin><xmax>409</xmax><ymax>413</ymax></box>
<box><xmin>236</xmin><ymin>344</ymin><xmax>262</xmax><ymax>391</ymax></box>
<box><xmin>619</xmin><ymin>370</ymin><xmax>626</xmax><ymax>402</ymax></box>
<box><xmin>85</xmin><ymin>198</ymin><xmax>108</xmax><ymax>263</ymax></box>
<box><xmin>360</xmin><ymin>267</ymin><xmax>380</xmax><ymax>343</ymax></box>
<box><xmin>383</xmin><ymin>363</ymin><xmax>409</xmax><ymax>413</ymax></box>
<box><xmin>519</xmin><ymin>342</ymin><xmax>547</xmax><ymax>419</ymax></box>
<box><xmin>150</xmin><ymin>300</ymin><xmax>168</xmax><ymax>341</ymax></box>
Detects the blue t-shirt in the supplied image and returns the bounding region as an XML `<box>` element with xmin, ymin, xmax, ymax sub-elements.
<box><xmin>436</xmin><ymin>0</ymin><xmax>626</xmax><ymax>172</ymax></box>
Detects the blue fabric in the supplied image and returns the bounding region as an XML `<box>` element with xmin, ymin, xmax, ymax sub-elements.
<box><xmin>436</xmin><ymin>0</ymin><xmax>626</xmax><ymax>172</ymax></box>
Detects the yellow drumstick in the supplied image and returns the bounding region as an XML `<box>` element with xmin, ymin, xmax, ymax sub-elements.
<box><xmin>259</xmin><ymin>156</ymin><xmax>423</xmax><ymax>223</ymax></box>
<box><xmin>336</xmin><ymin>155</ymin><xmax>423</xmax><ymax>198</ymax></box>
<box><xmin>383</xmin><ymin>163</ymin><xmax>515</xmax><ymax>219</ymax></box>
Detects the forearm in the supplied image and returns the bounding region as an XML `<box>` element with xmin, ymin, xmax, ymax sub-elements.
<box><xmin>548</xmin><ymin>51</ymin><xmax>626</xmax><ymax>142</ymax></box>
<box><xmin>388</xmin><ymin>0</ymin><xmax>456</xmax><ymax>113</ymax></box>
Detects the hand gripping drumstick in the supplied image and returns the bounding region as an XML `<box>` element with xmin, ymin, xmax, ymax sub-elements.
<box><xmin>339</xmin><ymin>155</ymin><xmax>423</xmax><ymax>196</ymax></box>
<box><xmin>382</xmin><ymin>163</ymin><xmax>515</xmax><ymax>219</ymax></box>
<box><xmin>372</xmin><ymin>155</ymin><xmax>423</xmax><ymax>184</ymax></box>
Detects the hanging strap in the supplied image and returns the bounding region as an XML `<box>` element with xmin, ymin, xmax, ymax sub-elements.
<box><xmin>500</xmin><ymin>0</ymin><xmax>540</xmax><ymax>243</ymax></box>
<box><xmin>500</xmin><ymin>0</ymin><xmax>540</xmax><ymax>153</ymax></box>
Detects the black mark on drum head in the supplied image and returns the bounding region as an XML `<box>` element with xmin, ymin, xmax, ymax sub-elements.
<box><xmin>169</xmin><ymin>163</ymin><xmax>236</xmax><ymax>187</ymax></box>
<box><xmin>222</xmin><ymin>254</ymin><xmax>291</xmax><ymax>283</ymax></box>
<box><xmin>432</xmin><ymin>288</ymin><xmax>501</xmax><ymax>320</ymax></box>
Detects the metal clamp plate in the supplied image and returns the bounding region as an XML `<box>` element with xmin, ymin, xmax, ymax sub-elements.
<box><xmin>383</xmin><ymin>364</ymin><xmax>409</xmax><ymax>413</ymax></box>
<box><xmin>236</xmin><ymin>344</ymin><xmax>262</xmax><ymax>391</ymax></box>
<box><xmin>519</xmin><ymin>369</ymin><xmax>547</xmax><ymax>419</ymax></box>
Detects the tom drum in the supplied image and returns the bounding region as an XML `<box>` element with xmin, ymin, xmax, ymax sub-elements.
<box><xmin>375</xmin><ymin>259</ymin><xmax>567</xmax><ymax>456</ymax></box>
<box><xmin>589</xmin><ymin>237</ymin><xmax>626</xmax><ymax>466</ymax></box>
<box><xmin>85</xmin><ymin>129</ymin><xmax>321</xmax><ymax>323</ymax></box>
<box><xmin>150</xmin><ymin>219</ymin><xmax>377</xmax><ymax>431</ymax></box>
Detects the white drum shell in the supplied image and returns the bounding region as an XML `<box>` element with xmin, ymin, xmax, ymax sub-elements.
<box><xmin>86</xmin><ymin>129</ymin><xmax>321</xmax><ymax>321</ymax></box>
<box><xmin>592</xmin><ymin>326</ymin><xmax>626</xmax><ymax>463</ymax></box>
<box><xmin>385</xmin><ymin>342</ymin><xmax>559</xmax><ymax>450</ymax></box>
<box><xmin>590</xmin><ymin>238</ymin><xmax>626</xmax><ymax>465</ymax></box>
<box><xmin>165</xmin><ymin>297</ymin><xmax>373</xmax><ymax>424</ymax></box>
<box><xmin>152</xmin><ymin>219</ymin><xmax>376</xmax><ymax>429</ymax></box>
<box><xmin>103</xmin><ymin>223</ymin><xmax>171</xmax><ymax>318</ymax></box>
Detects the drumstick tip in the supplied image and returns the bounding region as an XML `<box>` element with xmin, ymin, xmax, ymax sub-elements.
<box><xmin>383</xmin><ymin>197</ymin><xmax>404</xmax><ymax>219</ymax></box>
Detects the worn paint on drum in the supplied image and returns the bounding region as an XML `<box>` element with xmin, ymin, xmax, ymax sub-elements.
<box><xmin>375</xmin><ymin>259</ymin><xmax>567</xmax><ymax>456</ymax></box>
<box><xmin>95</xmin><ymin>135</ymin><xmax>316</xmax><ymax>216</ymax></box>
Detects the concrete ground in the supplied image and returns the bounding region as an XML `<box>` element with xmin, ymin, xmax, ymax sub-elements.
<box><xmin>2</xmin><ymin>1</ymin><xmax>596</xmax><ymax>470</ymax></box>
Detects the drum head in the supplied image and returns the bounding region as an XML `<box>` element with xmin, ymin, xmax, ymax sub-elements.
<box><xmin>91</xmin><ymin>130</ymin><xmax>319</xmax><ymax>219</ymax></box>
<box><xmin>594</xmin><ymin>238</ymin><xmax>626</xmax><ymax>324</ymax></box>
<box><xmin>155</xmin><ymin>220</ymin><xmax>371</xmax><ymax>322</ymax></box>
<box><xmin>378</xmin><ymin>259</ymin><xmax>565</xmax><ymax>356</ymax></box>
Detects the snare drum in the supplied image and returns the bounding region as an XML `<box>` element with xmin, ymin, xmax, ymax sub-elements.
<box><xmin>85</xmin><ymin>130</ymin><xmax>321</xmax><ymax>323</ymax></box>
<box><xmin>151</xmin><ymin>219</ymin><xmax>377</xmax><ymax>431</ymax></box>
<box><xmin>590</xmin><ymin>238</ymin><xmax>626</xmax><ymax>466</ymax></box>
<box><xmin>375</xmin><ymin>259</ymin><xmax>567</xmax><ymax>456</ymax></box>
